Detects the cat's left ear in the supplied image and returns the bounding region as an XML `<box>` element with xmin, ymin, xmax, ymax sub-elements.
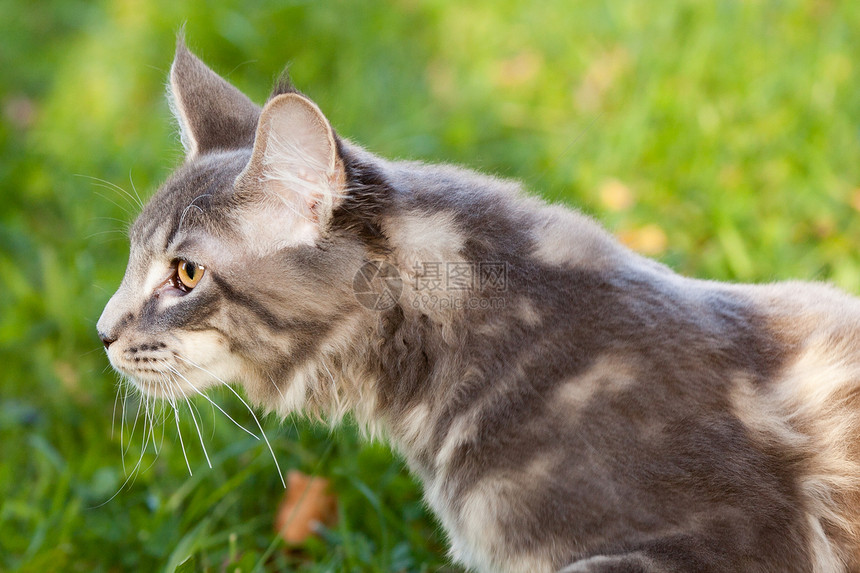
<box><xmin>234</xmin><ymin>93</ymin><xmax>345</xmax><ymax>244</ymax></box>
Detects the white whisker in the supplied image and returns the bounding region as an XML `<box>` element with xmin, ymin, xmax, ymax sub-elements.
<box><xmin>128</xmin><ymin>169</ymin><xmax>145</xmax><ymax>210</ymax></box>
<box><xmin>125</xmin><ymin>387</ymin><xmax>154</xmax><ymax>487</ymax></box>
<box><xmin>123</xmin><ymin>390</ymin><xmax>144</xmax><ymax>464</ymax></box>
<box><xmin>93</xmin><ymin>383</ymin><xmax>153</xmax><ymax>508</ymax></box>
<box><xmin>153</xmin><ymin>379</ymin><xmax>168</xmax><ymax>458</ymax></box>
<box><xmin>137</xmin><ymin>377</ymin><xmax>166</xmax><ymax>475</ymax></box>
<box><xmin>174</xmin><ymin>405</ymin><xmax>193</xmax><ymax>476</ymax></box>
<box><xmin>163</xmin><ymin>361</ymin><xmax>258</xmax><ymax>440</ymax></box>
<box><xmin>120</xmin><ymin>378</ymin><xmax>130</xmax><ymax>473</ymax></box>
<box><xmin>77</xmin><ymin>173</ymin><xmax>143</xmax><ymax>210</ymax></box>
<box><xmin>140</xmin><ymin>387</ymin><xmax>153</xmax><ymax>455</ymax></box>
<box><xmin>78</xmin><ymin>173</ymin><xmax>143</xmax><ymax>212</ymax></box>
<box><xmin>111</xmin><ymin>381</ymin><xmax>121</xmax><ymax>440</ymax></box>
<box><xmin>320</xmin><ymin>361</ymin><xmax>342</xmax><ymax>415</ymax></box>
<box><xmin>163</xmin><ymin>378</ymin><xmax>193</xmax><ymax>477</ymax></box>
<box><xmin>91</xmin><ymin>422</ymin><xmax>150</xmax><ymax>509</ymax></box>
<box><xmin>183</xmin><ymin>390</ymin><xmax>212</xmax><ymax>469</ymax></box>
<box><xmin>86</xmin><ymin>229</ymin><xmax>130</xmax><ymax>240</ymax></box>
<box><xmin>267</xmin><ymin>373</ymin><xmax>287</xmax><ymax>403</ymax></box>
<box><xmin>92</xmin><ymin>190</ymin><xmax>134</xmax><ymax>217</ymax></box>
<box><xmin>175</xmin><ymin>354</ymin><xmax>285</xmax><ymax>488</ymax></box>
<box><xmin>186</xmin><ymin>389</ymin><xmax>206</xmax><ymax>432</ymax></box>
<box><xmin>177</xmin><ymin>193</ymin><xmax>210</xmax><ymax>233</ymax></box>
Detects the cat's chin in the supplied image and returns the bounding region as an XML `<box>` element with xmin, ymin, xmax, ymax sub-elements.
<box><xmin>123</xmin><ymin>371</ymin><xmax>206</xmax><ymax>399</ymax></box>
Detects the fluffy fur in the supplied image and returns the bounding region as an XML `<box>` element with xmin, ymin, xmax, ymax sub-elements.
<box><xmin>98</xmin><ymin>40</ymin><xmax>860</xmax><ymax>572</ymax></box>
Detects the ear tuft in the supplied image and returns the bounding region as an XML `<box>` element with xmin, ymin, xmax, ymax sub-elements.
<box><xmin>168</xmin><ymin>38</ymin><xmax>261</xmax><ymax>158</ymax></box>
<box><xmin>269</xmin><ymin>68</ymin><xmax>301</xmax><ymax>100</ymax></box>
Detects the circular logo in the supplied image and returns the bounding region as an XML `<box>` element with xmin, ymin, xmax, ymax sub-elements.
<box><xmin>353</xmin><ymin>261</ymin><xmax>403</xmax><ymax>311</ymax></box>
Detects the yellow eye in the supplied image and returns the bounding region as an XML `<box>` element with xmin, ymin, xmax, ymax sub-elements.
<box><xmin>176</xmin><ymin>260</ymin><xmax>204</xmax><ymax>290</ymax></box>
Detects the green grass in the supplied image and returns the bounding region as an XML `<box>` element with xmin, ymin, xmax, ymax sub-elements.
<box><xmin>1</xmin><ymin>0</ymin><xmax>859</xmax><ymax>571</ymax></box>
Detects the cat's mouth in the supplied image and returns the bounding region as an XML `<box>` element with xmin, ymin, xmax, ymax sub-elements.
<box><xmin>108</xmin><ymin>349</ymin><xmax>200</xmax><ymax>399</ymax></box>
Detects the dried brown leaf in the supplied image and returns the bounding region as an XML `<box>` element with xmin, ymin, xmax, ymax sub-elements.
<box><xmin>275</xmin><ymin>470</ymin><xmax>338</xmax><ymax>544</ymax></box>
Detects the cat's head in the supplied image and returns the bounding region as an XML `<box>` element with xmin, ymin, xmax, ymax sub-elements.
<box><xmin>97</xmin><ymin>40</ymin><xmax>370</xmax><ymax>410</ymax></box>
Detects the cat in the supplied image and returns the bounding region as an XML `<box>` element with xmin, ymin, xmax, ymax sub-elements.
<box><xmin>97</xmin><ymin>38</ymin><xmax>860</xmax><ymax>573</ymax></box>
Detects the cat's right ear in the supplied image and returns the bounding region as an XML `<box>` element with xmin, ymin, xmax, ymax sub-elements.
<box><xmin>168</xmin><ymin>37</ymin><xmax>261</xmax><ymax>159</ymax></box>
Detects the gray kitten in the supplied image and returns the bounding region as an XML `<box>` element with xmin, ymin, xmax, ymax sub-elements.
<box><xmin>97</xmin><ymin>40</ymin><xmax>860</xmax><ymax>572</ymax></box>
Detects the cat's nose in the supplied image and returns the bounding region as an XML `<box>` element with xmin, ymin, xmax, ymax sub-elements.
<box><xmin>99</xmin><ymin>332</ymin><xmax>117</xmax><ymax>350</ymax></box>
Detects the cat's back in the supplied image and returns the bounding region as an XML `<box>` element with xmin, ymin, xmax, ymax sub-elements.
<box><xmin>353</xmin><ymin>150</ymin><xmax>860</xmax><ymax>571</ymax></box>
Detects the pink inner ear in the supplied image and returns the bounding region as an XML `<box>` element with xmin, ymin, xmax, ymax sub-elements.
<box><xmin>264</xmin><ymin>95</ymin><xmax>335</xmax><ymax>178</ymax></box>
<box><xmin>296</xmin><ymin>167</ymin><xmax>318</xmax><ymax>184</ymax></box>
<box><xmin>233</xmin><ymin>92</ymin><xmax>345</xmax><ymax>243</ymax></box>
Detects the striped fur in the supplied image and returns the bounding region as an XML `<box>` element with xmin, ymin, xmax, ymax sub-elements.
<box><xmin>97</xmin><ymin>41</ymin><xmax>860</xmax><ymax>572</ymax></box>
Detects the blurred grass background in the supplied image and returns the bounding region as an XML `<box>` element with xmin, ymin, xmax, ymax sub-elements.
<box><xmin>1</xmin><ymin>0</ymin><xmax>859</xmax><ymax>571</ymax></box>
